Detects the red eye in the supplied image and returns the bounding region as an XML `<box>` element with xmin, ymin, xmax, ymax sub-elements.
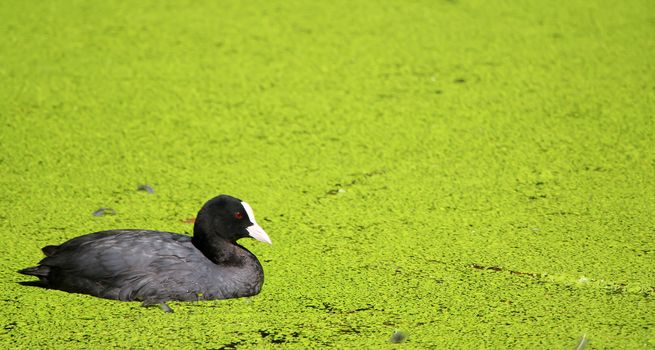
<box><xmin>234</xmin><ymin>212</ymin><xmax>243</xmax><ymax>220</ymax></box>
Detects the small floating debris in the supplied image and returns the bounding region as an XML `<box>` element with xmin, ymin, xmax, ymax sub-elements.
<box><xmin>137</xmin><ymin>184</ymin><xmax>155</xmax><ymax>194</ymax></box>
<box><xmin>182</xmin><ymin>217</ymin><xmax>196</xmax><ymax>224</ymax></box>
<box><xmin>575</xmin><ymin>334</ymin><xmax>589</xmax><ymax>350</ymax></box>
<box><xmin>326</xmin><ymin>188</ymin><xmax>346</xmax><ymax>195</ymax></box>
<box><xmin>389</xmin><ymin>330</ymin><xmax>407</xmax><ymax>343</ymax></box>
<box><xmin>92</xmin><ymin>208</ymin><xmax>116</xmax><ymax>217</ymax></box>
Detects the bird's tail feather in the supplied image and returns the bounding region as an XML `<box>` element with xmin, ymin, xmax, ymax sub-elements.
<box><xmin>18</xmin><ymin>266</ymin><xmax>50</xmax><ymax>277</ymax></box>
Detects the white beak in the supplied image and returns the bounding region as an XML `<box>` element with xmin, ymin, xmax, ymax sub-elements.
<box><xmin>241</xmin><ymin>200</ymin><xmax>272</xmax><ymax>244</ymax></box>
<box><xmin>246</xmin><ymin>224</ymin><xmax>272</xmax><ymax>245</ymax></box>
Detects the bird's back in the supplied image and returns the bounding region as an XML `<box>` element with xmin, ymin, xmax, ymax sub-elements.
<box><xmin>20</xmin><ymin>230</ymin><xmax>262</xmax><ymax>303</ymax></box>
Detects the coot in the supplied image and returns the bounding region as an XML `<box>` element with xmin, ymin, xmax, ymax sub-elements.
<box><xmin>19</xmin><ymin>195</ymin><xmax>271</xmax><ymax>310</ymax></box>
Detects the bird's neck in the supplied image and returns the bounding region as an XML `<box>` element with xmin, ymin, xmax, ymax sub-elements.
<box><xmin>191</xmin><ymin>230</ymin><xmax>247</xmax><ymax>265</ymax></box>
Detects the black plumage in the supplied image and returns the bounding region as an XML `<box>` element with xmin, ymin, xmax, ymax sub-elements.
<box><xmin>18</xmin><ymin>195</ymin><xmax>272</xmax><ymax>308</ymax></box>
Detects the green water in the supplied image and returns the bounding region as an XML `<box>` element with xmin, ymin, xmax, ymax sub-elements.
<box><xmin>1</xmin><ymin>0</ymin><xmax>653</xmax><ymax>348</ymax></box>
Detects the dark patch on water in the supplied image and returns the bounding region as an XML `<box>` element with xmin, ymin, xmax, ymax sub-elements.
<box><xmin>349</xmin><ymin>304</ymin><xmax>375</xmax><ymax>313</ymax></box>
<box><xmin>389</xmin><ymin>330</ymin><xmax>408</xmax><ymax>343</ymax></box>
<box><xmin>339</xmin><ymin>326</ymin><xmax>361</xmax><ymax>334</ymax></box>
<box><xmin>324</xmin><ymin>169</ymin><xmax>387</xmax><ymax>197</ymax></box>
<box><xmin>3</xmin><ymin>321</ymin><xmax>17</xmax><ymax>332</ymax></box>
<box><xmin>547</xmin><ymin>211</ymin><xmax>578</xmax><ymax>216</ymax></box>
<box><xmin>306</xmin><ymin>301</ymin><xmax>336</xmax><ymax>313</ymax></box>
<box><xmin>92</xmin><ymin>208</ymin><xmax>116</xmax><ymax>217</ymax></box>
<box><xmin>469</xmin><ymin>263</ymin><xmax>540</xmax><ymax>278</ymax></box>
<box><xmin>214</xmin><ymin>339</ymin><xmax>246</xmax><ymax>350</ymax></box>
<box><xmin>527</xmin><ymin>194</ymin><xmax>547</xmax><ymax>200</ymax></box>
<box><xmin>415</xmin><ymin>317</ymin><xmax>444</xmax><ymax>326</ymax></box>
<box><xmin>583</xmin><ymin>165</ymin><xmax>606</xmax><ymax>172</ymax></box>
<box><xmin>137</xmin><ymin>184</ymin><xmax>155</xmax><ymax>194</ymax></box>
<box><xmin>258</xmin><ymin>329</ymin><xmax>300</xmax><ymax>344</ymax></box>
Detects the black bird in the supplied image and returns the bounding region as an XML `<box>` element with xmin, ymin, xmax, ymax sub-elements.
<box><xmin>18</xmin><ymin>195</ymin><xmax>272</xmax><ymax>311</ymax></box>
